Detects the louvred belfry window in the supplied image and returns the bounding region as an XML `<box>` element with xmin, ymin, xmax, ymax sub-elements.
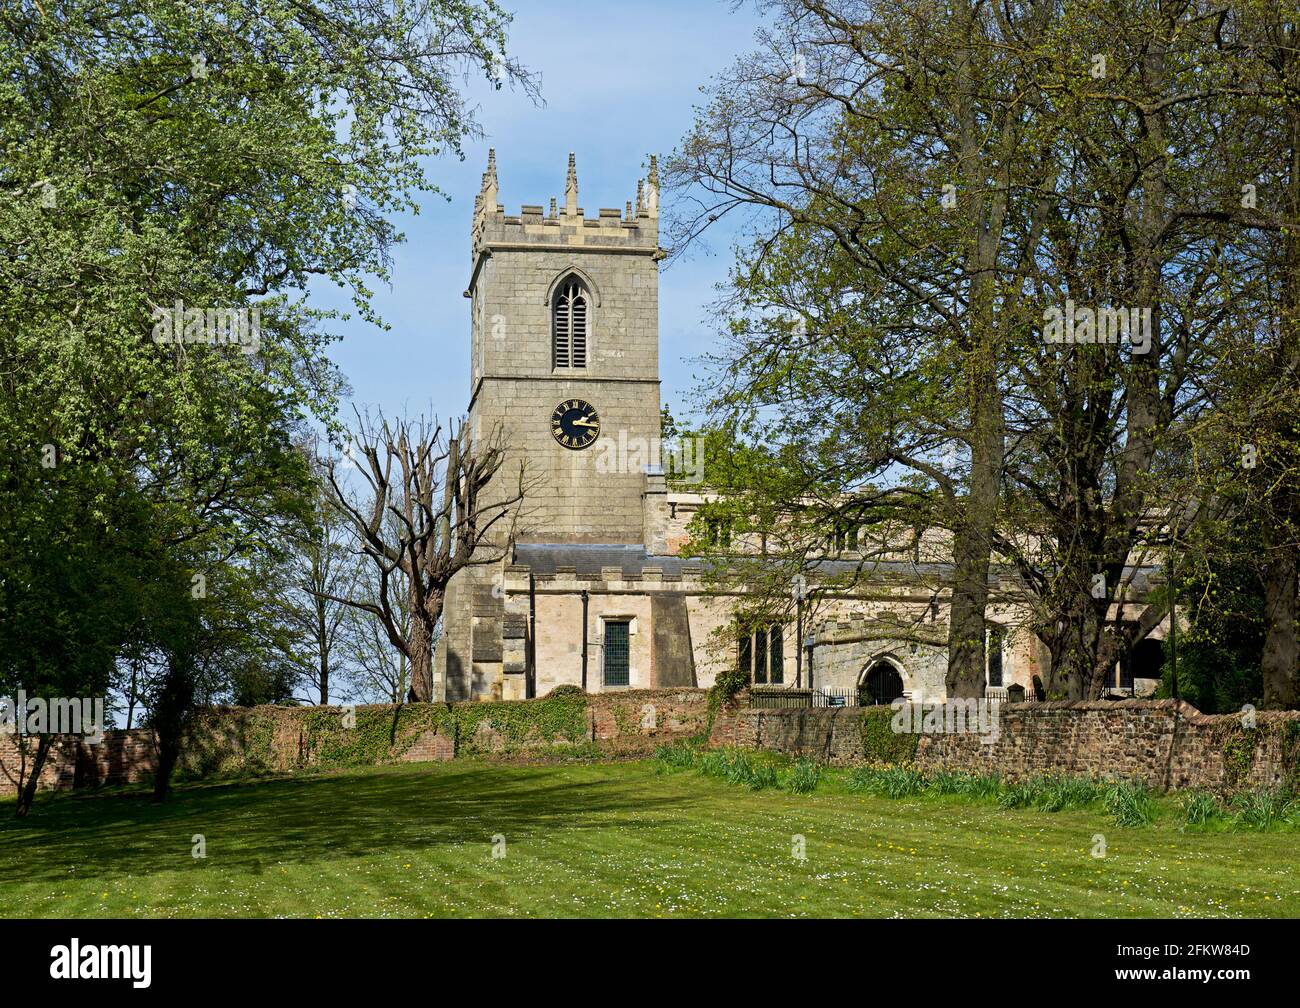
<box><xmin>553</xmin><ymin>280</ymin><xmax>588</xmax><ymax>368</ymax></box>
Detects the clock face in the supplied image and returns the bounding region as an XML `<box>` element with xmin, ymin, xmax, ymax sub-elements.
<box><xmin>551</xmin><ymin>398</ymin><xmax>600</xmax><ymax>450</ymax></box>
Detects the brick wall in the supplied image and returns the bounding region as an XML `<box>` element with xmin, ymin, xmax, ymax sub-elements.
<box><xmin>1</xmin><ymin>688</ymin><xmax>710</xmax><ymax>797</ymax></box>
<box><xmin>709</xmin><ymin>698</ymin><xmax>1300</xmax><ymax>793</ymax></box>
<box><xmin>586</xmin><ymin>688</ymin><xmax>706</xmax><ymax>754</ymax></box>
<box><xmin>0</xmin><ymin>730</ymin><xmax>158</xmax><ymax>796</ymax></box>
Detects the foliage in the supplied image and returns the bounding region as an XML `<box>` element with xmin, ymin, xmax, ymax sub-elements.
<box><xmin>922</xmin><ymin>770</ymin><xmax>1002</xmax><ymax>800</ymax></box>
<box><xmin>1104</xmin><ymin>781</ymin><xmax>1158</xmax><ymax>829</ymax></box>
<box><xmin>0</xmin><ymin>0</ymin><xmax>534</xmax><ymax>804</ymax></box>
<box><xmin>666</xmin><ymin>0</ymin><xmax>1300</xmax><ymax>704</ymax></box>
<box><xmin>997</xmin><ymin>778</ymin><xmax>1050</xmax><ymax>811</ymax></box>
<box><xmin>176</xmin><ymin>691</ymin><xmax>593</xmax><ymax>779</ymax></box>
<box><xmin>709</xmin><ymin>667</ymin><xmax>749</xmax><ymax>711</ymax></box>
<box><xmin>848</xmin><ymin>767</ymin><xmax>925</xmax><ymax>799</ymax></box>
<box><xmin>1157</xmin><ymin>554</ymin><xmax>1265</xmax><ymax>713</ymax></box>
<box><xmin>859</xmin><ymin>707</ymin><xmax>920</xmax><ymax>765</ymax></box>
<box><xmin>693</xmin><ymin>666</ymin><xmax>751</xmax><ymax>745</ymax></box>
<box><xmin>271</xmin><ymin>459</ymin><xmax>366</xmax><ymax>705</ymax></box>
<box><xmin>300</xmin><ymin>705</ymin><xmax>440</xmax><ymax>768</ymax></box>
<box><xmin>1179</xmin><ymin>791</ymin><xmax>1225</xmax><ymax>832</ymax></box>
<box><xmin>655</xmin><ymin>741</ymin><xmax>699</xmax><ymax>770</ymax></box>
<box><xmin>657</xmin><ymin>743</ymin><xmax>802</xmax><ymax>793</ymax></box>
<box><xmin>785</xmin><ymin>759</ymin><xmax>821</xmax><ymax>795</ymax></box>
<box><xmin>450</xmin><ymin>690</ymin><xmax>590</xmax><ymax>756</ymax></box>
<box><xmin>1218</xmin><ymin>720</ymin><xmax>1300</xmax><ymax>797</ymax></box>
<box><xmin>1229</xmin><ymin>789</ymin><xmax>1297</xmax><ymax>832</ymax></box>
<box><xmin>1222</xmin><ymin>728</ymin><xmax>1262</xmax><ymax>791</ymax></box>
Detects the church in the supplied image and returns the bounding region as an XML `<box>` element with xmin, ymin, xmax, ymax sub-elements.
<box><xmin>435</xmin><ymin>153</ymin><xmax>1167</xmax><ymax>705</ymax></box>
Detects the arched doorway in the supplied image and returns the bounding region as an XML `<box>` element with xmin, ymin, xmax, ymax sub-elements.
<box><xmin>859</xmin><ymin>659</ymin><xmax>905</xmax><ymax>707</ymax></box>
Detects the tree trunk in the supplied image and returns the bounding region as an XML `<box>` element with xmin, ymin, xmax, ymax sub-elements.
<box><xmin>1042</xmin><ymin>584</ymin><xmax>1102</xmax><ymax>701</ymax></box>
<box><xmin>1261</xmin><ymin>550</ymin><xmax>1298</xmax><ymax>708</ymax></box>
<box><xmin>408</xmin><ymin>604</ymin><xmax>434</xmax><ymax>702</ymax></box>
<box><xmin>1261</xmin><ymin>57</ymin><xmax>1300</xmax><ymax>710</ymax></box>
<box><xmin>152</xmin><ymin>656</ymin><xmax>194</xmax><ymax>802</ymax></box>
<box><xmin>943</xmin><ymin>2</ymin><xmax>1005</xmax><ymax>700</ymax></box>
<box><xmin>317</xmin><ymin>597</ymin><xmax>329</xmax><ymax>705</ymax></box>
<box><xmin>14</xmin><ymin>735</ymin><xmax>52</xmax><ymax>818</ymax></box>
<box><xmin>946</xmin><ymin>526</ymin><xmax>992</xmax><ymax>697</ymax></box>
<box><xmin>126</xmin><ymin>656</ymin><xmax>139</xmax><ymax>730</ymax></box>
<box><xmin>946</xmin><ymin>380</ymin><xmax>1002</xmax><ymax>698</ymax></box>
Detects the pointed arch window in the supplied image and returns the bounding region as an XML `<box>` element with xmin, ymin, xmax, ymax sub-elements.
<box><xmin>552</xmin><ymin>278</ymin><xmax>588</xmax><ymax>368</ymax></box>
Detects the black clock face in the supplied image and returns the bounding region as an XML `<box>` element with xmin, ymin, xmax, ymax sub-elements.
<box><xmin>551</xmin><ymin>399</ymin><xmax>600</xmax><ymax>450</ymax></box>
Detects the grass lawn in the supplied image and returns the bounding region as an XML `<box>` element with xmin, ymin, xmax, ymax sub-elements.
<box><xmin>1</xmin><ymin>758</ymin><xmax>1297</xmax><ymax>918</ymax></box>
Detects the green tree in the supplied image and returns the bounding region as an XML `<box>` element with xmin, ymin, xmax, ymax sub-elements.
<box><xmin>0</xmin><ymin>0</ymin><xmax>535</xmax><ymax>807</ymax></box>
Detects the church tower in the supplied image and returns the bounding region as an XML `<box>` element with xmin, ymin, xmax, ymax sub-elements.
<box><xmin>438</xmin><ymin>152</ymin><xmax>665</xmax><ymax>700</ymax></box>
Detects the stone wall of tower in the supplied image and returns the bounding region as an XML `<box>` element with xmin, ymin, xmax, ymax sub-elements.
<box><xmin>442</xmin><ymin>152</ymin><xmax>665</xmax><ymax>700</ymax></box>
<box><xmin>466</xmin><ymin>155</ymin><xmax>663</xmax><ymax>546</ymax></box>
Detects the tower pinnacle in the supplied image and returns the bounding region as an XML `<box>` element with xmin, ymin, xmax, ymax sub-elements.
<box><xmin>564</xmin><ymin>152</ymin><xmax>579</xmax><ymax>217</ymax></box>
<box><xmin>645</xmin><ymin>154</ymin><xmax>660</xmax><ymax>217</ymax></box>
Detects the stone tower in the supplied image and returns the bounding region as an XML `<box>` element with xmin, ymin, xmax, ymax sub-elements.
<box><xmin>437</xmin><ymin>152</ymin><xmax>665</xmax><ymax>700</ymax></box>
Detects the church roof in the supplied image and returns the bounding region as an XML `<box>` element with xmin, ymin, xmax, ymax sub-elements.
<box><xmin>510</xmin><ymin>543</ymin><xmax>1164</xmax><ymax>594</ymax></box>
<box><xmin>512</xmin><ymin>543</ymin><xmax>952</xmax><ymax>581</ymax></box>
<box><xmin>512</xmin><ymin>544</ymin><xmax>705</xmax><ymax>577</ymax></box>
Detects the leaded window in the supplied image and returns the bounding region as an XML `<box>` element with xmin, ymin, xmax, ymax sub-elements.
<box><xmin>603</xmin><ymin>619</ymin><xmax>630</xmax><ymax>687</ymax></box>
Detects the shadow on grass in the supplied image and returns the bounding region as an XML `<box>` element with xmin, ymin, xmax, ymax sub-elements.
<box><xmin>0</xmin><ymin>762</ymin><xmax>692</xmax><ymax>886</ymax></box>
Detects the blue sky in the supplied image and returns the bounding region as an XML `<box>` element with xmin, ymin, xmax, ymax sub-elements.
<box><xmin>315</xmin><ymin>1</ymin><xmax>768</xmax><ymax>427</ymax></box>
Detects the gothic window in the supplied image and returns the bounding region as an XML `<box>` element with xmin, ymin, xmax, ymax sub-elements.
<box><xmin>986</xmin><ymin>624</ymin><xmax>1004</xmax><ymax>688</ymax></box>
<box><xmin>703</xmin><ymin>515</ymin><xmax>733</xmax><ymax>550</ymax></box>
<box><xmin>738</xmin><ymin>624</ymin><xmax>784</xmax><ymax>685</ymax></box>
<box><xmin>829</xmin><ymin>524</ymin><xmax>859</xmax><ymax>554</ymax></box>
<box><xmin>552</xmin><ymin>278</ymin><xmax>588</xmax><ymax>368</ymax></box>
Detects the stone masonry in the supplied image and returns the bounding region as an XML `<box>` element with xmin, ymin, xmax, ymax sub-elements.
<box><xmin>0</xmin><ymin>688</ymin><xmax>712</xmax><ymax>797</ymax></box>
<box><xmin>709</xmin><ymin>697</ymin><xmax>1300</xmax><ymax>793</ymax></box>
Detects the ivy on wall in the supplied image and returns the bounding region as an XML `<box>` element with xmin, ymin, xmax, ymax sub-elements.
<box><xmin>859</xmin><ymin>707</ymin><xmax>919</xmax><ymax>765</ymax></box>
<box><xmin>1222</xmin><ymin>728</ymin><xmax>1259</xmax><ymax>791</ymax></box>
<box><xmin>300</xmin><ymin>705</ymin><xmax>443</xmax><ymax>768</ymax></box>
<box><xmin>179</xmin><ymin>708</ymin><xmax>280</xmax><ymax>779</ymax></box>
<box><xmin>1221</xmin><ymin>720</ymin><xmax>1300</xmax><ymax>794</ymax></box>
<box><xmin>176</xmin><ymin>687</ymin><xmax>594</xmax><ymax>778</ymax></box>
<box><xmin>451</xmin><ymin>686</ymin><xmax>589</xmax><ymax>756</ymax></box>
<box><xmin>692</xmin><ymin>667</ymin><xmax>750</xmax><ymax>744</ymax></box>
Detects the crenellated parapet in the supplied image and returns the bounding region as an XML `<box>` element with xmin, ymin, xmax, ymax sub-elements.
<box><xmin>470</xmin><ymin>151</ymin><xmax>662</xmax><ymax>265</ymax></box>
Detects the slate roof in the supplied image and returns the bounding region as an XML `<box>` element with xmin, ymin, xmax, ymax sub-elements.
<box><xmin>511</xmin><ymin>544</ymin><xmax>703</xmax><ymax>577</ymax></box>
<box><xmin>510</xmin><ymin>543</ymin><xmax>1164</xmax><ymax>595</ymax></box>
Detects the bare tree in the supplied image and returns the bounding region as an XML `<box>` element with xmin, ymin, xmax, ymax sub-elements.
<box><xmin>341</xmin><ymin>509</ymin><xmax>415</xmax><ymax>704</ymax></box>
<box><xmin>326</xmin><ymin>411</ymin><xmax>527</xmax><ymax>701</ymax></box>
<box><xmin>277</xmin><ymin>457</ymin><xmax>362</xmax><ymax>704</ymax></box>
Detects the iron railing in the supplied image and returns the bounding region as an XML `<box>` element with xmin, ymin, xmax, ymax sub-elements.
<box><xmin>749</xmin><ymin>687</ymin><xmax>861</xmax><ymax>709</ymax></box>
<box><xmin>752</xmin><ymin>685</ymin><xmax>1028</xmax><ymax>707</ymax></box>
